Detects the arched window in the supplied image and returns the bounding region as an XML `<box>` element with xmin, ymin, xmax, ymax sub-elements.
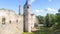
<box><xmin>2</xmin><ymin>18</ymin><xmax>6</xmax><ymax>25</ymax></box>
<box><xmin>27</xmin><ymin>6</ymin><xmax>29</xmax><ymax>8</ymax></box>
<box><xmin>16</xmin><ymin>20</ymin><xmax>18</xmax><ymax>23</ymax></box>
<box><xmin>9</xmin><ymin>20</ymin><xmax>11</xmax><ymax>24</ymax></box>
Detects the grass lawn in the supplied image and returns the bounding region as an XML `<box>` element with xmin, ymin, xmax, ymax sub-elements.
<box><xmin>21</xmin><ymin>26</ymin><xmax>60</xmax><ymax>34</ymax></box>
<box><xmin>21</xmin><ymin>32</ymin><xmax>34</xmax><ymax>34</ymax></box>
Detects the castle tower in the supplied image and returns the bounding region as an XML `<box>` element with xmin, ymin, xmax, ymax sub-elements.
<box><xmin>19</xmin><ymin>5</ymin><xmax>22</xmax><ymax>15</ymax></box>
<box><xmin>23</xmin><ymin>0</ymin><xmax>31</xmax><ymax>32</ymax></box>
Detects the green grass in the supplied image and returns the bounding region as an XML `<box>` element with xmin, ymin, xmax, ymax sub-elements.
<box><xmin>21</xmin><ymin>32</ymin><xmax>34</xmax><ymax>34</ymax></box>
<box><xmin>22</xmin><ymin>26</ymin><xmax>60</xmax><ymax>34</ymax></box>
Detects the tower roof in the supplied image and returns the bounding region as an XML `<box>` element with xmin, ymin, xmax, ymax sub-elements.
<box><xmin>24</xmin><ymin>0</ymin><xmax>30</xmax><ymax>8</ymax></box>
<box><xmin>25</xmin><ymin>0</ymin><xmax>29</xmax><ymax>5</ymax></box>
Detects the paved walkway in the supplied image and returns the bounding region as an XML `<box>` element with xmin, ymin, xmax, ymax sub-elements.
<box><xmin>31</xmin><ymin>28</ymin><xmax>38</xmax><ymax>32</ymax></box>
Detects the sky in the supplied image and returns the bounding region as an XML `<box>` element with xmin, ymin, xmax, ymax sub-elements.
<box><xmin>0</xmin><ymin>0</ymin><xmax>60</xmax><ymax>16</ymax></box>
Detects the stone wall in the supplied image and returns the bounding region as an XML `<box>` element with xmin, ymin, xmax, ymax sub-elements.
<box><xmin>0</xmin><ymin>9</ymin><xmax>23</xmax><ymax>34</ymax></box>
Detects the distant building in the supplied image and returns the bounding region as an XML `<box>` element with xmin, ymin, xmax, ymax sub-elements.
<box><xmin>0</xmin><ymin>0</ymin><xmax>38</xmax><ymax>34</ymax></box>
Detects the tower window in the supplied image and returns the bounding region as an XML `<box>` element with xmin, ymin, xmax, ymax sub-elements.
<box><xmin>16</xmin><ymin>20</ymin><xmax>18</xmax><ymax>23</ymax></box>
<box><xmin>9</xmin><ymin>20</ymin><xmax>11</xmax><ymax>24</ymax></box>
<box><xmin>27</xmin><ymin>6</ymin><xmax>29</xmax><ymax>8</ymax></box>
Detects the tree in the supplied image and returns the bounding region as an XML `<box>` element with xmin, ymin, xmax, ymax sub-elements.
<box><xmin>49</xmin><ymin>9</ymin><xmax>60</xmax><ymax>34</ymax></box>
<box><xmin>45</xmin><ymin>14</ymin><xmax>52</xmax><ymax>27</ymax></box>
<box><xmin>45</xmin><ymin>13</ymin><xmax>57</xmax><ymax>27</ymax></box>
<box><xmin>50</xmin><ymin>14</ymin><xmax>57</xmax><ymax>24</ymax></box>
<box><xmin>56</xmin><ymin>9</ymin><xmax>60</xmax><ymax>29</ymax></box>
<box><xmin>37</xmin><ymin>15</ymin><xmax>44</xmax><ymax>24</ymax></box>
<box><xmin>58</xmin><ymin>9</ymin><xmax>60</xmax><ymax>12</ymax></box>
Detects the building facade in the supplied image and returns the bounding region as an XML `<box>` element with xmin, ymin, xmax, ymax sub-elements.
<box><xmin>0</xmin><ymin>0</ymin><xmax>37</xmax><ymax>34</ymax></box>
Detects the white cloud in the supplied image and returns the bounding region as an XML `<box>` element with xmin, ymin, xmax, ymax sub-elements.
<box><xmin>32</xmin><ymin>9</ymin><xmax>44</xmax><ymax>16</ymax></box>
<box><xmin>35</xmin><ymin>9</ymin><xmax>43</xmax><ymax>13</ymax></box>
<box><xmin>45</xmin><ymin>8</ymin><xmax>56</xmax><ymax>12</ymax></box>
<box><xmin>29</xmin><ymin>0</ymin><xmax>35</xmax><ymax>4</ymax></box>
<box><xmin>45</xmin><ymin>8</ymin><xmax>57</xmax><ymax>14</ymax></box>
<box><xmin>32</xmin><ymin>8</ymin><xmax>57</xmax><ymax>16</ymax></box>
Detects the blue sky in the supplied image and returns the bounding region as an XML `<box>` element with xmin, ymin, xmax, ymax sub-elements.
<box><xmin>0</xmin><ymin>0</ymin><xmax>60</xmax><ymax>16</ymax></box>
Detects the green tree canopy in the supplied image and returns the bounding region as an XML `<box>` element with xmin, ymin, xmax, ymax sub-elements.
<box><xmin>37</xmin><ymin>15</ymin><xmax>44</xmax><ymax>24</ymax></box>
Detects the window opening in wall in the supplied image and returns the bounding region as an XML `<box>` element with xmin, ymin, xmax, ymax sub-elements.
<box><xmin>16</xmin><ymin>20</ymin><xmax>18</xmax><ymax>23</ymax></box>
<box><xmin>2</xmin><ymin>18</ymin><xmax>6</xmax><ymax>25</ymax></box>
<box><xmin>9</xmin><ymin>20</ymin><xmax>11</xmax><ymax>24</ymax></box>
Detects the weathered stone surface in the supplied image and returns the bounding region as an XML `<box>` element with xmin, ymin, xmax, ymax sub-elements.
<box><xmin>0</xmin><ymin>9</ymin><xmax>23</xmax><ymax>34</ymax></box>
<box><xmin>0</xmin><ymin>0</ymin><xmax>37</xmax><ymax>34</ymax></box>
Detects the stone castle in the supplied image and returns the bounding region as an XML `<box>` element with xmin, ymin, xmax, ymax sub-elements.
<box><xmin>0</xmin><ymin>0</ymin><xmax>37</xmax><ymax>34</ymax></box>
